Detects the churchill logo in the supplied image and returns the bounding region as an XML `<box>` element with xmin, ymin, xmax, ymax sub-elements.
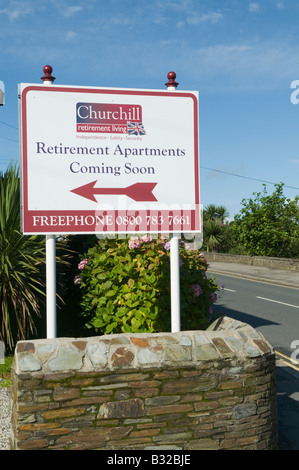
<box><xmin>76</xmin><ymin>102</ymin><xmax>146</xmax><ymax>135</ymax></box>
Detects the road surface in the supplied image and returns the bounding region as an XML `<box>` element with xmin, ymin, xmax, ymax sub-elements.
<box><xmin>208</xmin><ymin>271</ymin><xmax>299</xmax><ymax>449</ymax></box>
<box><xmin>209</xmin><ymin>273</ymin><xmax>299</xmax><ymax>361</ymax></box>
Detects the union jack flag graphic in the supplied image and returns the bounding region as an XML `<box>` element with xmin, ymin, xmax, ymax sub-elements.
<box><xmin>127</xmin><ymin>122</ymin><xmax>146</xmax><ymax>135</ymax></box>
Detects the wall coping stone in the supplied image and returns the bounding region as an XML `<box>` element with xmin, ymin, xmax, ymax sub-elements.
<box><xmin>13</xmin><ymin>316</ymin><xmax>273</xmax><ymax>376</ymax></box>
<box><xmin>205</xmin><ymin>252</ymin><xmax>299</xmax><ymax>271</ymax></box>
<box><xmin>11</xmin><ymin>316</ymin><xmax>278</xmax><ymax>451</ymax></box>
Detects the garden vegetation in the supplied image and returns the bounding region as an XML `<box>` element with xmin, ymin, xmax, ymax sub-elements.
<box><xmin>1</xmin><ymin>163</ymin><xmax>298</xmax><ymax>350</ymax></box>
<box><xmin>76</xmin><ymin>236</ymin><xmax>219</xmax><ymax>335</ymax></box>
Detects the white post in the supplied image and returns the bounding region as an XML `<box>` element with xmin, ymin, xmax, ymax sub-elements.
<box><xmin>165</xmin><ymin>72</ymin><xmax>181</xmax><ymax>332</ymax></box>
<box><xmin>170</xmin><ymin>235</ymin><xmax>180</xmax><ymax>332</ymax></box>
<box><xmin>46</xmin><ymin>235</ymin><xmax>56</xmax><ymax>338</ymax></box>
<box><xmin>41</xmin><ymin>66</ymin><xmax>57</xmax><ymax>338</ymax></box>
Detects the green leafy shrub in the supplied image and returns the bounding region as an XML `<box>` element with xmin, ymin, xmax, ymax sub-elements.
<box><xmin>233</xmin><ymin>183</ymin><xmax>299</xmax><ymax>258</ymax></box>
<box><xmin>77</xmin><ymin>235</ymin><xmax>220</xmax><ymax>335</ymax></box>
<box><xmin>0</xmin><ymin>354</ymin><xmax>13</xmax><ymax>387</ymax></box>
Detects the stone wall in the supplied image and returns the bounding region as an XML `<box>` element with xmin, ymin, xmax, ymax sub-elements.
<box><xmin>10</xmin><ymin>316</ymin><xmax>278</xmax><ymax>450</ymax></box>
<box><xmin>205</xmin><ymin>253</ymin><xmax>299</xmax><ymax>271</ymax></box>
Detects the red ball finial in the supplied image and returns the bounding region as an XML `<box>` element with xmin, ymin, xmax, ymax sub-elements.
<box><xmin>41</xmin><ymin>65</ymin><xmax>55</xmax><ymax>83</ymax></box>
<box><xmin>165</xmin><ymin>71</ymin><xmax>179</xmax><ymax>88</ymax></box>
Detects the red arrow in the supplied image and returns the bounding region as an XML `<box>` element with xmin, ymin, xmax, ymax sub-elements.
<box><xmin>71</xmin><ymin>181</ymin><xmax>158</xmax><ymax>202</ymax></box>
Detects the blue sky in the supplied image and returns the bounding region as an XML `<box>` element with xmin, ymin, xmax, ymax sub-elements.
<box><xmin>1</xmin><ymin>0</ymin><xmax>299</xmax><ymax>220</ymax></box>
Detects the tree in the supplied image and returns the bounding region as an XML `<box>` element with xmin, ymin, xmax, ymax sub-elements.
<box><xmin>232</xmin><ymin>183</ymin><xmax>299</xmax><ymax>258</ymax></box>
<box><xmin>203</xmin><ymin>204</ymin><xmax>230</xmax><ymax>252</ymax></box>
<box><xmin>204</xmin><ymin>204</ymin><xmax>229</xmax><ymax>225</ymax></box>
<box><xmin>203</xmin><ymin>219</ymin><xmax>222</xmax><ymax>252</ymax></box>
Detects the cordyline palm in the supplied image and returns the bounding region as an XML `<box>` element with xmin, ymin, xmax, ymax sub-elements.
<box><xmin>203</xmin><ymin>204</ymin><xmax>229</xmax><ymax>252</ymax></box>
<box><xmin>204</xmin><ymin>204</ymin><xmax>229</xmax><ymax>225</ymax></box>
<box><xmin>204</xmin><ymin>219</ymin><xmax>222</xmax><ymax>252</ymax></box>
<box><xmin>0</xmin><ymin>165</ymin><xmax>68</xmax><ymax>350</ymax></box>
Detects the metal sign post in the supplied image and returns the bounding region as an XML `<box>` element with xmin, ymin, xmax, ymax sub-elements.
<box><xmin>170</xmin><ymin>234</ymin><xmax>181</xmax><ymax>332</ymax></box>
<box><xmin>165</xmin><ymin>73</ymin><xmax>181</xmax><ymax>332</ymax></box>
<box><xmin>46</xmin><ymin>234</ymin><xmax>56</xmax><ymax>338</ymax></box>
<box><xmin>41</xmin><ymin>66</ymin><xmax>57</xmax><ymax>339</ymax></box>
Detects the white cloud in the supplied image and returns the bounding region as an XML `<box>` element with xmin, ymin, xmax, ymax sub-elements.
<box><xmin>153</xmin><ymin>15</ymin><xmax>169</xmax><ymax>25</ymax></box>
<box><xmin>176</xmin><ymin>20</ymin><xmax>185</xmax><ymax>28</ymax></box>
<box><xmin>65</xmin><ymin>31</ymin><xmax>78</xmax><ymax>42</ymax></box>
<box><xmin>276</xmin><ymin>1</ymin><xmax>285</xmax><ymax>9</ymax></box>
<box><xmin>185</xmin><ymin>40</ymin><xmax>299</xmax><ymax>91</ymax></box>
<box><xmin>199</xmin><ymin>12</ymin><xmax>224</xmax><ymax>23</ymax></box>
<box><xmin>109</xmin><ymin>14</ymin><xmax>131</xmax><ymax>26</ymax></box>
<box><xmin>0</xmin><ymin>0</ymin><xmax>83</xmax><ymax>21</ymax></box>
<box><xmin>0</xmin><ymin>1</ymin><xmax>34</xmax><ymax>20</ymax></box>
<box><xmin>186</xmin><ymin>11</ymin><xmax>223</xmax><ymax>25</ymax></box>
<box><xmin>61</xmin><ymin>6</ymin><xmax>83</xmax><ymax>18</ymax></box>
<box><xmin>249</xmin><ymin>3</ymin><xmax>260</xmax><ymax>13</ymax></box>
<box><xmin>47</xmin><ymin>1</ymin><xmax>84</xmax><ymax>18</ymax></box>
<box><xmin>157</xmin><ymin>0</ymin><xmax>192</xmax><ymax>13</ymax></box>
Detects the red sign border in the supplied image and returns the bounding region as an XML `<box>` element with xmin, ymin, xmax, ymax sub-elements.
<box><xmin>20</xmin><ymin>85</ymin><xmax>200</xmax><ymax>235</ymax></box>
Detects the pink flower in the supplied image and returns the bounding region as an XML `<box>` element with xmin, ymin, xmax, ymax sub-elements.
<box><xmin>191</xmin><ymin>283</ymin><xmax>203</xmax><ymax>297</ymax></box>
<box><xmin>78</xmin><ymin>259</ymin><xmax>88</xmax><ymax>270</ymax></box>
<box><xmin>128</xmin><ymin>236</ymin><xmax>141</xmax><ymax>249</ymax></box>
<box><xmin>141</xmin><ymin>234</ymin><xmax>152</xmax><ymax>243</ymax></box>
<box><xmin>210</xmin><ymin>292</ymin><xmax>217</xmax><ymax>302</ymax></box>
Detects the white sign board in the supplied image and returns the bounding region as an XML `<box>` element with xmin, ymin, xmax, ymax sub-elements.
<box><xmin>19</xmin><ymin>84</ymin><xmax>200</xmax><ymax>235</ymax></box>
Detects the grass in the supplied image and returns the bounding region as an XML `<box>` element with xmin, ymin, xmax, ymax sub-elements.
<box><xmin>0</xmin><ymin>354</ymin><xmax>13</xmax><ymax>388</ymax></box>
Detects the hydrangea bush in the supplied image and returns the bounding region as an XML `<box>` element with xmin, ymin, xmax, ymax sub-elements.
<box><xmin>77</xmin><ymin>235</ymin><xmax>220</xmax><ymax>335</ymax></box>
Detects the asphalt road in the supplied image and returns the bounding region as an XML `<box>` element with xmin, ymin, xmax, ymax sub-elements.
<box><xmin>208</xmin><ymin>271</ymin><xmax>299</xmax><ymax>450</ymax></box>
<box><xmin>209</xmin><ymin>273</ymin><xmax>299</xmax><ymax>359</ymax></box>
